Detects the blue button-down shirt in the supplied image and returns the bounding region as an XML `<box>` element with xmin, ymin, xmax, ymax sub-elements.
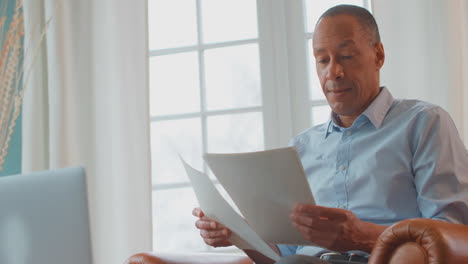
<box><xmin>278</xmin><ymin>87</ymin><xmax>468</xmax><ymax>256</ymax></box>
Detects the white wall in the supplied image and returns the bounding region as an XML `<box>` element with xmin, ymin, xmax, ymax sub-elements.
<box><xmin>463</xmin><ymin>1</ymin><xmax>468</xmax><ymax>145</ymax></box>
<box><xmin>373</xmin><ymin>0</ymin><xmax>468</xmax><ymax>145</ymax></box>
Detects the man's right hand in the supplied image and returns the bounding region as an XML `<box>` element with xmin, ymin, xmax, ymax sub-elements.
<box><xmin>192</xmin><ymin>207</ymin><xmax>233</xmax><ymax>247</ymax></box>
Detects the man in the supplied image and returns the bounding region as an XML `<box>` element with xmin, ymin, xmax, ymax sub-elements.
<box><xmin>193</xmin><ymin>5</ymin><xmax>468</xmax><ymax>264</ymax></box>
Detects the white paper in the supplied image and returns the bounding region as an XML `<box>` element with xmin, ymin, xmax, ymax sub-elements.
<box><xmin>204</xmin><ymin>147</ymin><xmax>316</xmax><ymax>245</ymax></box>
<box><xmin>181</xmin><ymin>158</ymin><xmax>280</xmax><ymax>261</ymax></box>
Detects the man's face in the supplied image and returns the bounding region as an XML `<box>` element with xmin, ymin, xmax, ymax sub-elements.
<box><xmin>313</xmin><ymin>15</ymin><xmax>384</xmax><ymax>117</ymax></box>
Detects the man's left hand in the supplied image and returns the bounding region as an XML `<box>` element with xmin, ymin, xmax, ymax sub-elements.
<box><xmin>290</xmin><ymin>204</ymin><xmax>387</xmax><ymax>253</ymax></box>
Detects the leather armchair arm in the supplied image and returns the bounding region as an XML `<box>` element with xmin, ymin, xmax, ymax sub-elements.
<box><xmin>124</xmin><ymin>252</ymin><xmax>254</xmax><ymax>264</ymax></box>
<box><xmin>369</xmin><ymin>218</ymin><xmax>468</xmax><ymax>264</ymax></box>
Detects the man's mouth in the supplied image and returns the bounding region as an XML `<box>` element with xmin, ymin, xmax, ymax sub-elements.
<box><xmin>328</xmin><ymin>88</ymin><xmax>352</xmax><ymax>94</ymax></box>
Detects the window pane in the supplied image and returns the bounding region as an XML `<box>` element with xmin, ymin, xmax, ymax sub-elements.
<box><xmin>205</xmin><ymin>44</ymin><xmax>262</xmax><ymax>110</ymax></box>
<box><xmin>150</xmin><ymin>52</ymin><xmax>200</xmax><ymax>116</ymax></box>
<box><xmin>151</xmin><ymin>118</ymin><xmax>203</xmax><ymax>184</ymax></box>
<box><xmin>305</xmin><ymin>0</ymin><xmax>365</xmax><ymax>33</ymax></box>
<box><xmin>312</xmin><ymin>105</ymin><xmax>331</xmax><ymax>125</ymax></box>
<box><xmin>307</xmin><ymin>39</ymin><xmax>326</xmax><ymax>101</ymax></box>
<box><xmin>201</xmin><ymin>0</ymin><xmax>258</xmax><ymax>43</ymax></box>
<box><xmin>153</xmin><ymin>188</ymin><xmax>207</xmax><ymax>251</ymax></box>
<box><xmin>148</xmin><ymin>0</ymin><xmax>198</xmax><ymax>50</ymax></box>
<box><xmin>207</xmin><ymin>112</ymin><xmax>264</xmax><ymax>153</ymax></box>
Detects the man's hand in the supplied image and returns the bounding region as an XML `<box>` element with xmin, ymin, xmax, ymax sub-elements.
<box><xmin>192</xmin><ymin>207</ymin><xmax>233</xmax><ymax>247</ymax></box>
<box><xmin>290</xmin><ymin>204</ymin><xmax>387</xmax><ymax>253</ymax></box>
<box><xmin>193</xmin><ymin>207</ymin><xmax>277</xmax><ymax>264</ymax></box>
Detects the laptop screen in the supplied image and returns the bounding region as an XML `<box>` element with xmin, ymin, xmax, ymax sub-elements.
<box><xmin>0</xmin><ymin>167</ymin><xmax>93</xmax><ymax>264</ymax></box>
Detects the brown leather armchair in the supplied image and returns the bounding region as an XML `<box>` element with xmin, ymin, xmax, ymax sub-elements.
<box><xmin>125</xmin><ymin>218</ymin><xmax>468</xmax><ymax>264</ymax></box>
<box><xmin>369</xmin><ymin>218</ymin><xmax>468</xmax><ymax>264</ymax></box>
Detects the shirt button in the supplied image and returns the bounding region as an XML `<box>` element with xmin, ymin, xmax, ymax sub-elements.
<box><xmin>338</xmin><ymin>204</ymin><xmax>346</xmax><ymax>209</ymax></box>
<box><xmin>339</xmin><ymin>165</ymin><xmax>346</xmax><ymax>171</ymax></box>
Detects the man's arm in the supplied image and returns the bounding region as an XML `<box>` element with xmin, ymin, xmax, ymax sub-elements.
<box><xmin>411</xmin><ymin>107</ymin><xmax>468</xmax><ymax>223</ymax></box>
<box><xmin>290</xmin><ymin>204</ymin><xmax>388</xmax><ymax>253</ymax></box>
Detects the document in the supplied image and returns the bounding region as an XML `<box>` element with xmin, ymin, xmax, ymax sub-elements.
<box><xmin>181</xmin><ymin>158</ymin><xmax>280</xmax><ymax>261</ymax></box>
<box><xmin>181</xmin><ymin>147</ymin><xmax>316</xmax><ymax>260</ymax></box>
<box><xmin>203</xmin><ymin>147</ymin><xmax>316</xmax><ymax>245</ymax></box>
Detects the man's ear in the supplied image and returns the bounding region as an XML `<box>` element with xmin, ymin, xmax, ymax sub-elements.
<box><xmin>374</xmin><ymin>42</ymin><xmax>385</xmax><ymax>70</ymax></box>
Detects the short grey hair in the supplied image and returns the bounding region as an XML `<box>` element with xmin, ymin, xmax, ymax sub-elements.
<box><xmin>317</xmin><ymin>4</ymin><xmax>381</xmax><ymax>45</ymax></box>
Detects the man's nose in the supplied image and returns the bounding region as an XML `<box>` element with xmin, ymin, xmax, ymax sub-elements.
<box><xmin>326</xmin><ymin>60</ymin><xmax>344</xmax><ymax>80</ymax></box>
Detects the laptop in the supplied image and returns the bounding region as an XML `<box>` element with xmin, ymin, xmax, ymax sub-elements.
<box><xmin>0</xmin><ymin>167</ymin><xmax>93</xmax><ymax>264</ymax></box>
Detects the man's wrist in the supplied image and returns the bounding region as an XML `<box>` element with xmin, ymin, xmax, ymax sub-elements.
<box><xmin>356</xmin><ymin>221</ymin><xmax>388</xmax><ymax>252</ymax></box>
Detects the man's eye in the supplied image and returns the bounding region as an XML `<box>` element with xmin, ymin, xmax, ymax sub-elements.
<box><xmin>317</xmin><ymin>59</ymin><xmax>329</xmax><ymax>64</ymax></box>
<box><xmin>342</xmin><ymin>55</ymin><xmax>353</xmax><ymax>60</ymax></box>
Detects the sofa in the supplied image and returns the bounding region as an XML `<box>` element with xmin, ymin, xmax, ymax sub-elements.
<box><xmin>125</xmin><ymin>218</ymin><xmax>468</xmax><ymax>264</ymax></box>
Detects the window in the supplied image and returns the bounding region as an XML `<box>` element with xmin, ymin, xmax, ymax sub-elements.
<box><xmin>148</xmin><ymin>0</ymin><xmax>370</xmax><ymax>252</ymax></box>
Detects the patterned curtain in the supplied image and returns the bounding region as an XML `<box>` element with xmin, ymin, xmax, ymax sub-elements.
<box><xmin>0</xmin><ymin>0</ymin><xmax>23</xmax><ymax>175</ymax></box>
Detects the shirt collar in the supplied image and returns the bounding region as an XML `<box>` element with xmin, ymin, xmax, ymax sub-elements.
<box><xmin>362</xmin><ymin>87</ymin><xmax>394</xmax><ymax>129</ymax></box>
<box><xmin>324</xmin><ymin>87</ymin><xmax>394</xmax><ymax>138</ymax></box>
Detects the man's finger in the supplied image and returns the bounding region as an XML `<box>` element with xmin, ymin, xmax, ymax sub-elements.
<box><xmin>314</xmin><ymin>206</ymin><xmax>348</xmax><ymax>221</ymax></box>
<box><xmin>200</xmin><ymin>228</ymin><xmax>230</xmax><ymax>239</ymax></box>
<box><xmin>294</xmin><ymin>204</ymin><xmax>320</xmax><ymax>216</ymax></box>
<box><xmin>205</xmin><ymin>237</ymin><xmax>230</xmax><ymax>246</ymax></box>
<box><xmin>293</xmin><ymin>221</ymin><xmax>337</xmax><ymax>241</ymax></box>
<box><xmin>290</xmin><ymin>213</ymin><xmax>316</xmax><ymax>227</ymax></box>
<box><xmin>294</xmin><ymin>204</ymin><xmax>347</xmax><ymax>221</ymax></box>
<box><xmin>293</xmin><ymin>216</ymin><xmax>336</xmax><ymax>231</ymax></box>
<box><xmin>195</xmin><ymin>219</ymin><xmax>220</xmax><ymax>230</ymax></box>
<box><xmin>291</xmin><ymin>213</ymin><xmax>337</xmax><ymax>229</ymax></box>
<box><xmin>192</xmin><ymin>207</ymin><xmax>204</xmax><ymax>218</ymax></box>
<box><xmin>294</xmin><ymin>223</ymin><xmax>337</xmax><ymax>248</ymax></box>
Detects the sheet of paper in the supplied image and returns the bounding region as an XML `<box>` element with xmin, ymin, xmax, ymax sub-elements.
<box><xmin>181</xmin><ymin>158</ymin><xmax>280</xmax><ymax>261</ymax></box>
<box><xmin>204</xmin><ymin>147</ymin><xmax>316</xmax><ymax>245</ymax></box>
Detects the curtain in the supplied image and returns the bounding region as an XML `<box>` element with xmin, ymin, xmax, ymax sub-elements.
<box><xmin>373</xmin><ymin>0</ymin><xmax>468</xmax><ymax>146</ymax></box>
<box><xmin>21</xmin><ymin>0</ymin><xmax>153</xmax><ymax>263</ymax></box>
<box><xmin>0</xmin><ymin>0</ymin><xmax>23</xmax><ymax>176</ymax></box>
